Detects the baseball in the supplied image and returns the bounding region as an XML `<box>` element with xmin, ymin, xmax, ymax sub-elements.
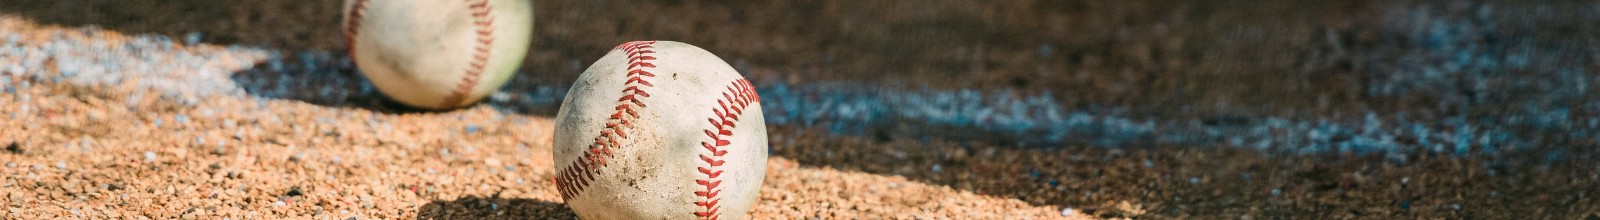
<box><xmin>342</xmin><ymin>0</ymin><xmax>533</xmax><ymax>109</ymax></box>
<box><xmin>552</xmin><ymin>41</ymin><xmax>768</xmax><ymax>220</ymax></box>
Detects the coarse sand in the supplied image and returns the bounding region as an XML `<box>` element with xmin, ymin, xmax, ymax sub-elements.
<box><xmin>4</xmin><ymin>0</ymin><xmax>1600</xmax><ymax>219</ymax></box>
<box><xmin>0</xmin><ymin>16</ymin><xmax>1085</xmax><ymax>219</ymax></box>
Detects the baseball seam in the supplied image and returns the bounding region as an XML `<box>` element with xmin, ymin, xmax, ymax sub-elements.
<box><xmin>342</xmin><ymin>0</ymin><xmax>370</xmax><ymax>59</ymax></box>
<box><xmin>556</xmin><ymin>41</ymin><xmax>659</xmax><ymax>201</ymax></box>
<box><xmin>438</xmin><ymin>0</ymin><xmax>497</xmax><ymax>108</ymax></box>
<box><xmin>693</xmin><ymin>79</ymin><xmax>760</xmax><ymax>220</ymax></box>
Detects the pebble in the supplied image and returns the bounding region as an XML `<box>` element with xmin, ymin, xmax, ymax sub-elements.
<box><xmin>78</xmin><ymin>137</ymin><xmax>93</xmax><ymax>150</ymax></box>
<box><xmin>213</xmin><ymin>142</ymin><xmax>228</xmax><ymax>155</ymax></box>
<box><xmin>184</xmin><ymin>32</ymin><xmax>202</xmax><ymax>45</ymax></box>
<box><xmin>0</xmin><ymin>5</ymin><xmax>1573</xmax><ymax>219</ymax></box>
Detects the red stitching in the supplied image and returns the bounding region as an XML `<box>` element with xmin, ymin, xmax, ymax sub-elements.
<box><xmin>438</xmin><ymin>0</ymin><xmax>497</xmax><ymax>108</ymax></box>
<box><xmin>692</xmin><ymin>79</ymin><xmax>759</xmax><ymax>220</ymax></box>
<box><xmin>556</xmin><ymin>41</ymin><xmax>659</xmax><ymax>201</ymax></box>
<box><xmin>343</xmin><ymin>0</ymin><xmax>371</xmax><ymax>60</ymax></box>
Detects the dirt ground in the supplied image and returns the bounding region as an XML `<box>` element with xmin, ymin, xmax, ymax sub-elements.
<box><xmin>3</xmin><ymin>0</ymin><xmax>1600</xmax><ymax>219</ymax></box>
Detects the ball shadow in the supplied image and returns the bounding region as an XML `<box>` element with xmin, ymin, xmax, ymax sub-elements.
<box><xmin>415</xmin><ymin>196</ymin><xmax>576</xmax><ymax>220</ymax></box>
<box><xmin>224</xmin><ymin>54</ymin><xmax>568</xmax><ymax>115</ymax></box>
<box><xmin>224</xmin><ymin>52</ymin><xmax>450</xmax><ymax>114</ymax></box>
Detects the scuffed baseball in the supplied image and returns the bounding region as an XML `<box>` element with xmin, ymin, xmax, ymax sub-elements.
<box><xmin>553</xmin><ymin>41</ymin><xmax>768</xmax><ymax>220</ymax></box>
<box><xmin>342</xmin><ymin>0</ymin><xmax>533</xmax><ymax>109</ymax></box>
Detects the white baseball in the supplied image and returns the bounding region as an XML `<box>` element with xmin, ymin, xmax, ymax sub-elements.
<box><xmin>342</xmin><ymin>0</ymin><xmax>533</xmax><ymax>109</ymax></box>
<box><xmin>553</xmin><ymin>41</ymin><xmax>768</xmax><ymax>220</ymax></box>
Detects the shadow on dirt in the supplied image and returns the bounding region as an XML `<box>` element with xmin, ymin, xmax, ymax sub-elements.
<box><xmin>0</xmin><ymin>0</ymin><xmax>345</xmax><ymax>51</ymax></box>
<box><xmin>0</xmin><ymin>0</ymin><xmax>1152</xmax><ymax>213</ymax></box>
<box><xmin>416</xmin><ymin>196</ymin><xmax>576</xmax><ymax>220</ymax></box>
<box><xmin>222</xmin><ymin>56</ymin><xmax>568</xmax><ymax>115</ymax></box>
<box><xmin>0</xmin><ymin>0</ymin><xmax>570</xmax><ymax>115</ymax></box>
<box><xmin>12</xmin><ymin>0</ymin><xmax>1600</xmax><ymax>218</ymax></box>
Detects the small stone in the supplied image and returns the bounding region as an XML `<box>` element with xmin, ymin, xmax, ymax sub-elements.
<box><xmin>5</xmin><ymin>142</ymin><xmax>20</xmax><ymax>154</ymax></box>
<box><xmin>185</xmin><ymin>32</ymin><xmax>203</xmax><ymax>45</ymax></box>
<box><xmin>213</xmin><ymin>143</ymin><xmax>228</xmax><ymax>155</ymax></box>
<box><xmin>77</xmin><ymin>137</ymin><xmax>92</xmax><ymax>150</ymax></box>
<box><xmin>489</xmin><ymin>91</ymin><xmax>510</xmax><ymax>103</ymax></box>
<box><xmin>143</xmin><ymin>151</ymin><xmax>157</xmax><ymax>163</ymax></box>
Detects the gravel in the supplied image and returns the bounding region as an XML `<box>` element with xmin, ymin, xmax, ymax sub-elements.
<box><xmin>0</xmin><ymin>17</ymin><xmax>1082</xmax><ymax>219</ymax></box>
<box><xmin>5</xmin><ymin>1</ymin><xmax>1600</xmax><ymax>218</ymax></box>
